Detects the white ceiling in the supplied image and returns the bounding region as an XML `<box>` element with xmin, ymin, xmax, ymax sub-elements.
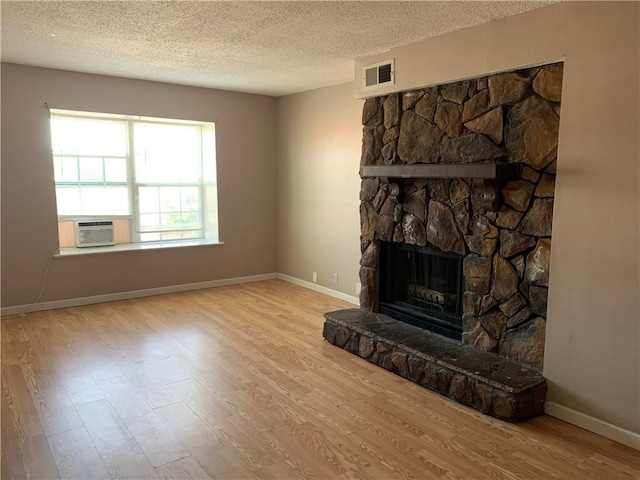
<box><xmin>1</xmin><ymin>1</ymin><xmax>554</xmax><ymax>97</ymax></box>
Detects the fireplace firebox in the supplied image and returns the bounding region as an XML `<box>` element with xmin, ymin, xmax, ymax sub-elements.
<box><xmin>378</xmin><ymin>242</ymin><xmax>464</xmax><ymax>340</ymax></box>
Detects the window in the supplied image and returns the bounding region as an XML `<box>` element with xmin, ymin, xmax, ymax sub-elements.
<box><xmin>50</xmin><ymin>110</ymin><xmax>218</xmax><ymax>247</ymax></box>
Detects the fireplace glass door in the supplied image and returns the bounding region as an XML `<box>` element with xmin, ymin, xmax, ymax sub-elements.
<box><xmin>378</xmin><ymin>242</ymin><xmax>464</xmax><ymax>340</ymax></box>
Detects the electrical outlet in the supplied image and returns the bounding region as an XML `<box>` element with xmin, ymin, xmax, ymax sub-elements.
<box><xmin>332</xmin><ymin>273</ymin><xmax>339</xmax><ymax>284</ymax></box>
<box><xmin>312</xmin><ymin>271</ymin><xmax>318</xmax><ymax>283</ymax></box>
<box><xmin>355</xmin><ymin>282</ymin><xmax>362</xmax><ymax>295</ymax></box>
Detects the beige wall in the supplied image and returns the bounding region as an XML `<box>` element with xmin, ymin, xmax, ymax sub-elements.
<box><xmin>276</xmin><ymin>83</ymin><xmax>363</xmax><ymax>297</ymax></box>
<box><xmin>1</xmin><ymin>64</ymin><xmax>278</xmax><ymax>306</ymax></box>
<box><xmin>348</xmin><ymin>2</ymin><xmax>639</xmax><ymax>433</ymax></box>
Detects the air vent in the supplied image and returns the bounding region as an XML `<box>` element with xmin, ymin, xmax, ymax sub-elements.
<box><xmin>363</xmin><ymin>59</ymin><xmax>395</xmax><ymax>89</ymax></box>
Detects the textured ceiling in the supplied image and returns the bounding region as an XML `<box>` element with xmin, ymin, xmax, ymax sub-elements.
<box><xmin>1</xmin><ymin>1</ymin><xmax>554</xmax><ymax>96</ymax></box>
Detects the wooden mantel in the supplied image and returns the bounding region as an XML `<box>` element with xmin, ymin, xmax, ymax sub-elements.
<box><xmin>360</xmin><ymin>163</ymin><xmax>520</xmax><ymax>179</ymax></box>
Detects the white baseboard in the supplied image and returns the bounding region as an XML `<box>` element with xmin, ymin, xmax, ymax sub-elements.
<box><xmin>545</xmin><ymin>401</ymin><xmax>640</xmax><ymax>450</ymax></box>
<box><xmin>1</xmin><ymin>273</ymin><xmax>277</xmax><ymax>317</ymax></box>
<box><xmin>276</xmin><ymin>273</ymin><xmax>359</xmax><ymax>306</ymax></box>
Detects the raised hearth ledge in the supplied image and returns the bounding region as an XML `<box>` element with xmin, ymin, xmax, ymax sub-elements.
<box><xmin>323</xmin><ymin>308</ymin><xmax>546</xmax><ymax>422</ymax></box>
<box><xmin>360</xmin><ymin>162</ymin><xmax>520</xmax><ymax>179</ymax></box>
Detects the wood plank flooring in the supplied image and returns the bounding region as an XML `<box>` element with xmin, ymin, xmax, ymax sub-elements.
<box><xmin>1</xmin><ymin>279</ymin><xmax>638</xmax><ymax>479</ymax></box>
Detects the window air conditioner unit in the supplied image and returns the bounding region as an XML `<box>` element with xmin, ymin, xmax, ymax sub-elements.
<box><xmin>75</xmin><ymin>220</ymin><xmax>115</xmax><ymax>247</ymax></box>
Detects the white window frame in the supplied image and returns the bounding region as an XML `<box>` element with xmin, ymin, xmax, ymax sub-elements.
<box><xmin>50</xmin><ymin>109</ymin><xmax>219</xmax><ymax>246</ymax></box>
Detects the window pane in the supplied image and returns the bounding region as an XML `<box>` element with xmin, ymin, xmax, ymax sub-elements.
<box><xmin>62</xmin><ymin>157</ymin><xmax>79</xmax><ymax>182</ymax></box>
<box><xmin>55</xmin><ymin>187</ymin><xmax>81</xmax><ymax>216</ymax></box>
<box><xmin>181</xmin><ymin>187</ymin><xmax>199</xmax><ymax>211</ymax></box>
<box><xmin>78</xmin><ymin>157</ymin><xmax>104</xmax><ymax>183</ymax></box>
<box><xmin>138</xmin><ymin>187</ymin><xmax>160</xmax><ymax>214</ymax></box>
<box><xmin>136</xmin><ymin>186</ymin><xmax>201</xmax><ymax>236</ymax></box>
<box><xmin>79</xmin><ymin>187</ymin><xmax>129</xmax><ymax>215</ymax></box>
<box><xmin>53</xmin><ymin>156</ymin><xmax>79</xmax><ymax>182</ymax></box>
<box><xmin>160</xmin><ymin>213</ymin><xmax>181</xmax><ymax>229</ymax></box>
<box><xmin>53</xmin><ymin>156</ymin><xmax>63</xmax><ymax>181</ymax></box>
<box><xmin>159</xmin><ymin>187</ymin><xmax>181</xmax><ymax>212</ymax></box>
<box><xmin>51</xmin><ymin>117</ymin><xmax>127</xmax><ymax>157</ymax></box>
<box><xmin>134</xmin><ymin>123</ymin><xmax>200</xmax><ymax>183</ymax></box>
<box><xmin>161</xmin><ymin>232</ymin><xmax>182</xmax><ymax>240</ymax></box>
<box><xmin>181</xmin><ymin>212</ymin><xmax>200</xmax><ymax>229</ymax></box>
<box><xmin>104</xmin><ymin>158</ymin><xmax>127</xmax><ymax>182</ymax></box>
<box><xmin>55</xmin><ymin>186</ymin><xmax>129</xmax><ymax>216</ymax></box>
<box><xmin>109</xmin><ymin>188</ymin><xmax>129</xmax><ymax>215</ymax></box>
<box><xmin>140</xmin><ymin>233</ymin><xmax>161</xmax><ymax>242</ymax></box>
<box><xmin>139</xmin><ymin>213</ymin><xmax>161</xmax><ymax>229</ymax></box>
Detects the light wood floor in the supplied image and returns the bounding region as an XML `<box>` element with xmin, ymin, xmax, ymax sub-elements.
<box><xmin>1</xmin><ymin>280</ymin><xmax>638</xmax><ymax>479</ymax></box>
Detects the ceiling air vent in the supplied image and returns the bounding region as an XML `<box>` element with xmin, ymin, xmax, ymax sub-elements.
<box><xmin>363</xmin><ymin>59</ymin><xmax>395</xmax><ymax>89</ymax></box>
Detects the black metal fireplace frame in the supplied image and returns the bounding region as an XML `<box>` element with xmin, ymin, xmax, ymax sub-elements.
<box><xmin>378</xmin><ymin>241</ymin><xmax>464</xmax><ymax>340</ymax></box>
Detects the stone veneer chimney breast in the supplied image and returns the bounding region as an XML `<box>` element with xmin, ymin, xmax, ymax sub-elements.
<box><xmin>358</xmin><ymin>63</ymin><xmax>562</xmax><ymax>370</ymax></box>
<box><xmin>324</xmin><ymin>63</ymin><xmax>562</xmax><ymax>422</ymax></box>
<box><xmin>324</xmin><ymin>63</ymin><xmax>563</xmax><ymax>421</ymax></box>
<box><xmin>323</xmin><ymin>63</ymin><xmax>563</xmax><ymax>421</ymax></box>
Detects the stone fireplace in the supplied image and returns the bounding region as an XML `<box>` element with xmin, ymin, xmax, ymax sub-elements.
<box><xmin>324</xmin><ymin>63</ymin><xmax>562</xmax><ymax>422</ymax></box>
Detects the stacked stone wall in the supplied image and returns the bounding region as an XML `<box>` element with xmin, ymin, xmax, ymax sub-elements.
<box><xmin>359</xmin><ymin>63</ymin><xmax>563</xmax><ymax>369</ymax></box>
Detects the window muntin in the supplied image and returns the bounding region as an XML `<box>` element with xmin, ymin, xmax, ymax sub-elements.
<box><xmin>50</xmin><ymin>110</ymin><xmax>217</xmax><ymax>245</ymax></box>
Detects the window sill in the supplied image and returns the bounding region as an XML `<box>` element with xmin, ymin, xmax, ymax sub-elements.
<box><xmin>55</xmin><ymin>239</ymin><xmax>224</xmax><ymax>257</ymax></box>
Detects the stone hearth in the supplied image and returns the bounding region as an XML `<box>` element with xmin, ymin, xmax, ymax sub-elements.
<box><xmin>324</xmin><ymin>309</ymin><xmax>546</xmax><ymax>422</ymax></box>
<box><xmin>324</xmin><ymin>63</ymin><xmax>562</xmax><ymax>421</ymax></box>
